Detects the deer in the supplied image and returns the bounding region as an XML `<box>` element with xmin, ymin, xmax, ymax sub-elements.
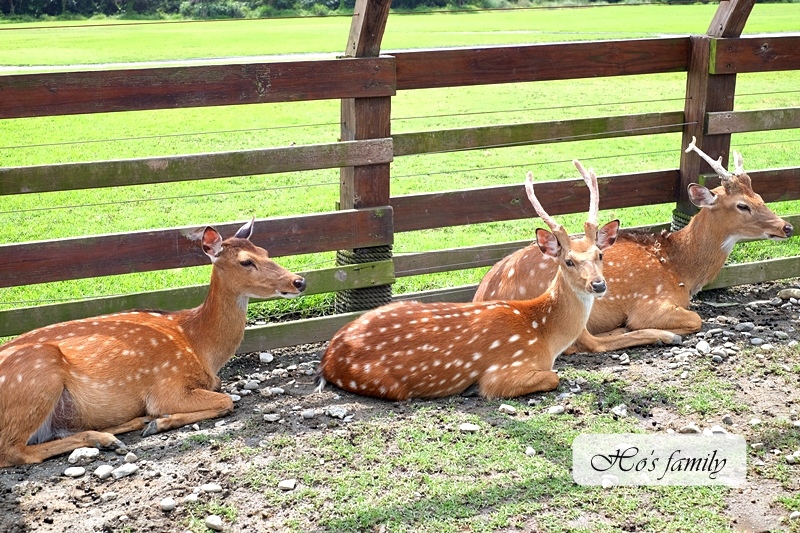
<box><xmin>474</xmin><ymin>137</ymin><xmax>794</xmax><ymax>354</ymax></box>
<box><xmin>0</xmin><ymin>219</ymin><xmax>306</xmax><ymax>466</ymax></box>
<box><xmin>316</xmin><ymin>162</ymin><xmax>619</xmax><ymax>400</ymax></box>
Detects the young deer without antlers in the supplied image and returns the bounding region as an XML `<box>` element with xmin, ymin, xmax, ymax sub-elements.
<box><xmin>474</xmin><ymin>138</ymin><xmax>794</xmax><ymax>354</ymax></box>
<box><xmin>0</xmin><ymin>219</ymin><xmax>306</xmax><ymax>466</ymax></box>
<box><xmin>317</xmin><ymin>162</ymin><xmax>619</xmax><ymax>400</ymax></box>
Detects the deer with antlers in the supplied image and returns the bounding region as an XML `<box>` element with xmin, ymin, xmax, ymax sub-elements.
<box><xmin>474</xmin><ymin>138</ymin><xmax>794</xmax><ymax>353</ymax></box>
<box><xmin>317</xmin><ymin>162</ymin><xmax>619</xmax><ymax>400</ymax></box>
<box><xmin>0</xmin><ymin>219</ymin><xmax>306</xmax><ymax>466</ymax></box>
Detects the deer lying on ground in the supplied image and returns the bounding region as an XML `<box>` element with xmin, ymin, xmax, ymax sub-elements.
<box><xmin>317</xmin><ymin>162</ymin><xmax>619</xmax><ymax>400</ymax></box>
<box><xmin>0</xmin><ymin>219</ymin><xmax>306</xmax><ymax>466</ymax></box>
<box><xmin>474</xmin><ymin>138</ymin><xmax>794</xmax><ymax>354</ymax></box>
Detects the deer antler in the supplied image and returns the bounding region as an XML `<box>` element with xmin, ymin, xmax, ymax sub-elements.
<box><xmin>573</xmin><ymin>160</ymin><xmax>599</xmax><ymax>227</ymax></box>
<box><xmin>524</xmin><ymin>171</ymin><xmax>563</xmax><ymax>234</ymax></box>
<box><xmin>732</xmin><ymin>150</ymin><xmax>745</xmax><ymax>175</ymax></box>
<box><xmin>684</xmin><ymin>136</ymin><xmax>732</xmax><ymax>178</ymax></box>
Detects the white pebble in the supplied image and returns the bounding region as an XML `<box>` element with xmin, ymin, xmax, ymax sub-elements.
<box><xmin>259</xmin><ymin>352</ymin><xmax>274</xmax><ymax>363</ymax></box>
<box><xmin>68</xmin><ymin>447</ymin><xmax>100</xmax><ymax>465</ymax></box>
<box><xmin>749</xmin><ymin>418</ymin><xmax>762</xmax><ymax>426</ymax></box>
<box><xmin>278</xmin><ymin>478</ymin><xmax>297</xmax><ymax>491</ymax></box>
<box><xmin>459</xmin><ymin>422</ymin><xmax>480</xmax><ymax>433</ymax></box>
<box><xmin>101</xmin><ymin>492</ymin><xmax>118</xmax><ymax>502</ymax></box>
<box><xmin>160</xmin><ymin>497</ymin><xmax>176</xmax><ymax>512</ymax></box>
<box><xmin>547</xmin><ymin>405</ymin><xmax>565</xmax><ymax>415</ymax></box>
<box><xmin>269</xmin><ymin>387</ymin><xmax>286</xmax><ymax>395</ymax></box>
<box><xmin>263</xmin><ymin>414</ymin><xmax>282</xmax><ymax>423</ymax></box>
<box><xmin>94</xmin><ymin>465</ymin><xmax>114</xmax><ymax>480</ymax></box>
<box><xmin>205</xmin><ymin>515</ymin><xmax>224</xmax><ymax>531</ymax></box>
<box><xmin>301</xmin><ymin>409</ymin><xmax>316</xmax><ymax>419</ymax></box>
<box><xmin>63</xmin><ymin>466</ymin><xmax>85</xmax><ymax>478</ymax></box>
<box><xmin>124</xmin><ymin>452</ymin><xmax>138</xmax><ymax>463</ymax></box>
<box><xmin>696</xmin><ymin>340</ymin><xmax>711</xmax><ymax>354</ymax></box>
<box><xmin>111</xmin><ymin>463</ymin><xmax>139</xmax><ymax>479</ymax></box>
<box><xmin>610</xmin><ymin>404</ymin><xmax>627</xmax><ymax>417</ymax></box>
<box><xmin>790</xmin><ymin>511</ymin><xmax>800</xmax><ymax>520</ymax></box>
<box><xmin>498</xmin><ymin>404</ymin><xmax>517</xmax><ymax>415</ymax></box>
<box><xmin>525</xmin><ymin>446</ymin><xmax>536</xmax><ymax>457</ymax></box>
<box><xmin>200</xmin><ymin>483</ymin><xmax>223</xmax><ymax>493</ymax></box>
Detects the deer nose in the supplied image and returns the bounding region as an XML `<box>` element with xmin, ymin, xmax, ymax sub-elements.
<box><xmin>293</xmin><ymin>278</ymin><xmax>306</xmax><ymax>292</ymax></box>
<box><xmin>591</xmin><ymin>280</ymin><xmax>607</xmax><ymax>294</ymax></box>
<box><xmin>784</xmin><ymin>224</ymin><xmax>794</xmax><ymax>237</ymax></box>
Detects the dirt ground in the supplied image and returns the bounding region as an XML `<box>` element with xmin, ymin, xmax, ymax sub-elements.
<box><xmin>1</xmin><ymin>280</ymin><xmax>799</xmax><ymax>533</ymax></box>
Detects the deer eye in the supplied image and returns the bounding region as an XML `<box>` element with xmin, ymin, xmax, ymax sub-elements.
<box><xmin>565</xmin><ymin>259</ymin><xmax>575</xmax><ymax>267</ymax></box>
<box><xmin>240</xmin><ymin>259</ymin><xmax>255</xmax><ymax>268</ymax></box>
<box><xmin>736</xmin><ymin>203</ymin><xmax>751</xmax><ymax>213</ymax></box>
<box><xmin>598</xmin><ymin>253</ymin><xmax>603</xmax><ymax>261</ymax></box>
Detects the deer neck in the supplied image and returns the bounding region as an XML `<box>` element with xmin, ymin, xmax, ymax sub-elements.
<box><xmin>538</xmin><ymin>268</ymin><xmax>594</xmax><ymax>351</ymax></box>
<box><xmin>178</xmin><ymin>269</ymin><xmax>249</xmax><ymax>375</ymax></box>
<box><xmin>666</xmin><ymin>209</ymin><xmax>733</xmax><ymax>295</ymax></box>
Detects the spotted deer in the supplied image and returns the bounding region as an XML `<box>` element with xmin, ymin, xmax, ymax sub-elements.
<box><xmin>0</xmin><ymin>219</ymin><xmax>306</xmax><ymax>466</ymax></box>
<box><xmin>317</xmin><ymin>163</ymin><xmax>619</xmax><ymax>400</ymax></box>
<box><xmin>474</xmin><ymin>138</ymin><xmax>793</xmax><ymax>354</ymax></box>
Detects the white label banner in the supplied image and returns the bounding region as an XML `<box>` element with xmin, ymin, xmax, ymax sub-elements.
<box><xmin>572</xmin><ymin>433</ymin><xmax>747</xmax><ymax>487</ymax></box>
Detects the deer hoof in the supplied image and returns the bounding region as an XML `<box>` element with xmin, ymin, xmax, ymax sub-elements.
<box><xmin>142</xmin><ymin>420</ymin><xmax>160</xmax><ymax>438</ymax></box>
<box><xmin>106</xmin><ymin>438</ymin><xmax>128</xmax><ymax>454</ymax></box>
<box><xmin>670</xmin><ymin>334</ymin><xmax>683</xmax><ymax>345</ymax></box>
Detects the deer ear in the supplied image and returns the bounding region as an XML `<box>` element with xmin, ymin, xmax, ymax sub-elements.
<box><xmin>234</xmin><ymin>217</ymin><xmax>255</xmax><ymax>240</ymax></box>
<box><xmin>535</xmin><ymin>228</ymin><xmax>561</xmax><ymax>259</ymax></box>
<box><xmin>201</xmin><ymin>227</ymin><xmax>224</xmax><ymax>261</ymax></box>
<box><xmin>596</xmin><ymin>219</ymin><xmax>620</xmax><ymax>251</ymax></box>
<box><xmin>688</xmin><ymin>184</ymin><xmax>718</xmax><ymax>208</ymax></box>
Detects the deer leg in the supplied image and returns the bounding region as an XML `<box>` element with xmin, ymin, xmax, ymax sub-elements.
<box><xmin>568</xmin><ymin>327</ymin><xmax>682</xmax><ymax>354</ymax></box>
<box><xmin>478</xmin><ymin>368</ymin><xmax>559</xmax><ymax>399</ymax></box>
<box><xmin>2</xmin><ymin>431</ymin><xmax>128</xmax><ymax>466</ymax></box>
<box><xmin>625</xmin><ymin>304</ymin><xmax>703</xmax><ymax>336</ymax></box>
<box><xmin>141</xmin><ymin>389</ymin><xmax>235</xmax><ymax>437</ymax></box>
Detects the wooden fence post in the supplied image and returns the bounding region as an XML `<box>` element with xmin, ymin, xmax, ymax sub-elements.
<box><xmin>675</xmin><ymin>0</ymin><xmax>754</xmax><ymax>229</ymax></box>
<box><xmin>336</xmin><ymin>0</ymin><xmax>394</xmax><ymax>313</ymax></box>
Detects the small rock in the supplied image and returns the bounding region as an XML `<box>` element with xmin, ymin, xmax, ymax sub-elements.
<box><xmin>200</xmin><ymin>483</ymin><xmax>223</xmax><ymax>493</ymax></box>
<box><xmin>547</xmin><ymin>405</ymin><xmax>565</xmax><ymax>415</ymax></box>
<box><xmin>111</xmin><ymin>463</ymin><xmax>139</xmax><ymax>479</ymax></box>
<box><xmin>124</xmin><ymin>452</ymin><xmax>138</xmax><ymax>464</ymax></box>
<box><xmin>786</xmin><ymin>455</ymin><xmax>797</xmax><ymax>465</ymax></box>
<box><xmin>735</xmin><ymin>322</ymin><xmax>755</xmax><ymax>332</ymax></box>
<box><xmin>205</xmin><ymin>515</ymin><xmax>224</xmax><ymax>531</ymax></box>
<box><xmin>458</xmin><ymin>422</ymin><xmax>480</xmax><ymax>433</ymax></box>
<box><xmin>269</xmin><ymin>387</ymin><xmax>286</xmax><ymax>395</ymax></box>
<box><xmin>325</xmin><ymin>406</ymin><xmax>348</xmax><ymax>419</ymax></box>
<box><xmin>618</xmin><ymin>353</ymin><xmax>630</xmax><ymax>365</ymax></box>
<box><xmin>679</xmin><ymin>423</ymin><xmax>701</xmax><ymax>434</ymax></box>
<box><xmin>721</xmin><ymin>414</ymin><xmax>734</xmax><ymax>425</ymax></box>
<box><xmin>263</xmin><ymin>414</ymin><xmax>282</xmax><ymax>423</ymax></box>
<box><xmin>760</xmin><ymin>344</ymin><xmax>774</xmax><ymax>352</ymax></box>
<box><xmin>278</xmin><ymin>479</ymin><xmax>297</xmax><ymax>491</ymax></box>
<box><xmin>259</xmin><ymin>352</ymin><xmax>275</xmax><ymax>363</ymax></box>
<box><xmin>100</xmin><ymin>492</ymin><xmax>118</xmax><ymax>502</ymax></box>
<box><xmin>680</xmin><ymin>370</ymin><xmax>689</xmax><ymax>379</ymax></box>
<box><xmin>696</xmin><ymin>340</ymin><xmax>711</xmax><ymax>354</ymax></box>
<box><xmin>525</xmin><ymin>446</ymin><xmax>536</xmax><ymax>457</ymax></box>
<box><xmin>775</xmin><ymin>331</ymin><xmax>790</xmax><ymax>340</ymax></box>
<box><xmin>709</xmin><ymin>425</ymin><xmax>727</xmax><ymax>435</ymax></box>
<box><xmin>751</xmin><ymin>442</ymin><xmax>764</xmax><ymax>450</ymax></box>
<box><xmin>184</xmin><ymin>493</ymin><xmax>199</xmax><ymax>503</ymax></box>
<box><xmin>160</xmin><ymin>497</ymin><xmax>176</xmax><ymax>512</ymax></box>
<box><xmin>68</xmin><ymin>447</ymin><xmax>100</xmax><ymax>465</ymax></box>
<box><xmin>243</xmin><ymin>380</ymin><xmax>260</xmax><ymax>390</ymax></box>
<box><xmin>228</xmin><ymin>394</ymin><xmax>242</xmax><ymax>403</ymax></box>
<box><xmin>789</xmin><ymin>511</ymin><xmax>800</xmax><ymax>520</ymax></box>
<box><xmin>750</xmin><ymin>338</ymin><xmax>764</xmax><ymax>346</ymax></box>
<box><xmin>610</xmin><ymin>404</ymin><xmax>627</xmax><ymax>417</ymax></box>
<box><xmin>749</xmin><ymin>418</ymin><xmax>762</xmax><ymax>426</ymax></box>
<box><xmin>64</xmin><ymin>466</ymin><xmax>86</xmax><ymax>478</ymax></box>
<box><xmin>301</xmin><ymin>409</ymin><xmax>316</xmax><ymax>419</ymax></box>
<box><xmin>712</xmin><ymin>355</ymin><xmax>724</xmax><ymax>364</ymax></box>
<box><xmin>498</xmin><ymin>404</ymin><xmax>517</xmax><ymax>415</ymax></box>
<box><xmin>94</xmin><ymin>465</ymin><xmax>114</xmax><ymax>480</ymax></box>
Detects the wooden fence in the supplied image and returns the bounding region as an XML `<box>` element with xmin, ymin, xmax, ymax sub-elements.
<box><xmin>1</xmin><ymin>0</ymin><xmax>799</xmax><ymax>352</ymax></box>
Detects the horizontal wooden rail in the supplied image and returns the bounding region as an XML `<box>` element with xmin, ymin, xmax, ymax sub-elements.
<box><xmin>0</xmin><ymin>260</ymin><xmax>394</xmax><ymax>338</ymax></box>
<box><xmin>697</xmin><ymin>167</ymin><xmax>800</xmax><ymax>203</ymax></box>
<box><xmin>710</xmin><ymin>35</ymin><xmax>800</xmax><ymax>74</ymax></box>
<box><xmin>0</xmin><ymin>139</ymin><xmax>394</xmax><ymax>196</ymax></box>
<box><xmin>393</xmin><ymin>112</ymin><xmax>685</xmax><ymax>156</ymax></box>
<box><xmin>706</xmin><ymin>107</ymin><xmax>800</xmax><ymax>135</ymax></box>
<box><xmin>0</xmin><ymin>207</ymin><xmax>393</xmax><ymax>288</ymax></box>
<box><xmin>703</xmin><ymin>256</ymin><xmax>800</xmax><ymax>290</ymax></box>
<box><xmin>391</xmin><ymin>170</ymin><xmax>678</xmax><ymax>233</ymax></box>
<box><xmin>391</xmin><ymin>37</ymin><xmax>689</xmax><ymax>90</ymax></box>
<box><xmin>240</xmin><ymin>311</ymin><xmax>362</xmax><ymax>354</ymax></box>
<box><xmin>0</xmin><ymin>57</ymin><xmax>396</xmax><ymax>119</ymax></box>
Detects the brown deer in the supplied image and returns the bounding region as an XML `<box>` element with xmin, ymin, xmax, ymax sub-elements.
<box><xmin>317</xmin><ymin>162</ymin><xmax>619</xmax><ymax>400</ymax></box>
<box><xmin>474</xmin><ymin>138</ymin><xmax>793</xmax><ymax>353</ymax></box>
<box><xmin>0</xmin><ymin>219</ymin><xmax>306</xmax><ymax>466</ymax></box>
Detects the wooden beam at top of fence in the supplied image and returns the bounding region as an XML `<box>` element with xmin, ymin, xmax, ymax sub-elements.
<box><xmin>0</xmin><ymin>58</ymin><xmax>396</xmax><ymax>119</ymax></box>
<box><xmin>710</xmin><ymin>35</ymin><xmax>800</xmax><ymax>74</ymax></box>
<box><xmin>676</xmin><ymin>0</ymin><xmax>754</xmax><ymax>219</ymax></box>
<box><xmin>391</xmin><ymin>38</ymin><xmax>690</xmax><ymax>90</ymax></box>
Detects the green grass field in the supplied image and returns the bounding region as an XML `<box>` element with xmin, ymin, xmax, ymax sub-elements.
<box><xmin>0</xmin><ymin>4</ymin><xmax>798</xmax><ymax>312</ymax></box>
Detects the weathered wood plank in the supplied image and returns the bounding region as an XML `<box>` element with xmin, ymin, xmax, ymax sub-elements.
<box><xmin>706</xmin><ymin>107</ymin><xmax>800</xmax><ymax>135</ymax></box>
<box><xmin>392</xmin><ymin>38</ymin><xmax>689</xmax><ymax>90</ymax></box>
<box><xmin>239</xmin><ymin>311</ymin><xmax>363</xmax><ymax>353</ymax></box>
<box><xmin>704</xmin><ymin>257</ymin><xmax>800</xmax><ymax>290</ymax></box>
<box><xmin>0</xmin><ymin>261</ymin><xmax>394</xmax><ymax>338</ymax></box>
<box><xmin>0</xmin><ymin>207</ymin><xmax>393</xmax><ymax>288</ymax></box>
<box><xmin>0</xmin><ymin>57</ymin><xmax>396</xmax><ymax>119</ymax></box>
<box><xmin>393</xmin><ymin>112</ymin><xmax>685</xmax><ymax>156</ymax></box>
<box><xmin>0</xmin><ymin>139</ymin><xmax>394</xmax><ymax>196</ymax></box>
<box><xmin>391</xmin><ymin>171</ymin><xmax>677</xmax><ymax>233</ymax></box>
<box><xmin>710</xmin><ymin>35</ymin><xmax>800</xmax><ymax>75</ymax></box>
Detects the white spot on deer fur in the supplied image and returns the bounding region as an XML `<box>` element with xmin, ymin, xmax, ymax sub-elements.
<box><xmin>513</xmin><ymin>349</ymin><xmax>524</xmax><ymax>358</ymax></box>
<box><xmin>0</xmin><ymin>375</ymin><xmax>5</xmax><ymax>384</ymax></box>
<box><xmin>509</xmin><ymin>334</ymin><xmax>520</xmax><ymax>343</ymax></box>
<box><xmin>528</xmin><ymin>338</ymin><xmax>538</xmax><ymax>345</ymax></box>
<box><xmin>489</xmin><ymin>340</ymin><xmax>501</xmax><ymax>350</ymax></box>
<box><xmin>507</xmin><ymin>268</ymin><xmax>515</xmax><ymax>277</ymax></box>
<box><xmin>532</xmin><ymin>321</ymin><xmax>538</xmax><ymax>329</ymax></box>
<box><xmin>486</xmin><ymin>364</ymin><xmax>499</xmax><ymax>373</ymax></box>
<box><xmin>542</xmin><ymin>316</ymin><xmax>547</xmax><ymax>324</ymax></box>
